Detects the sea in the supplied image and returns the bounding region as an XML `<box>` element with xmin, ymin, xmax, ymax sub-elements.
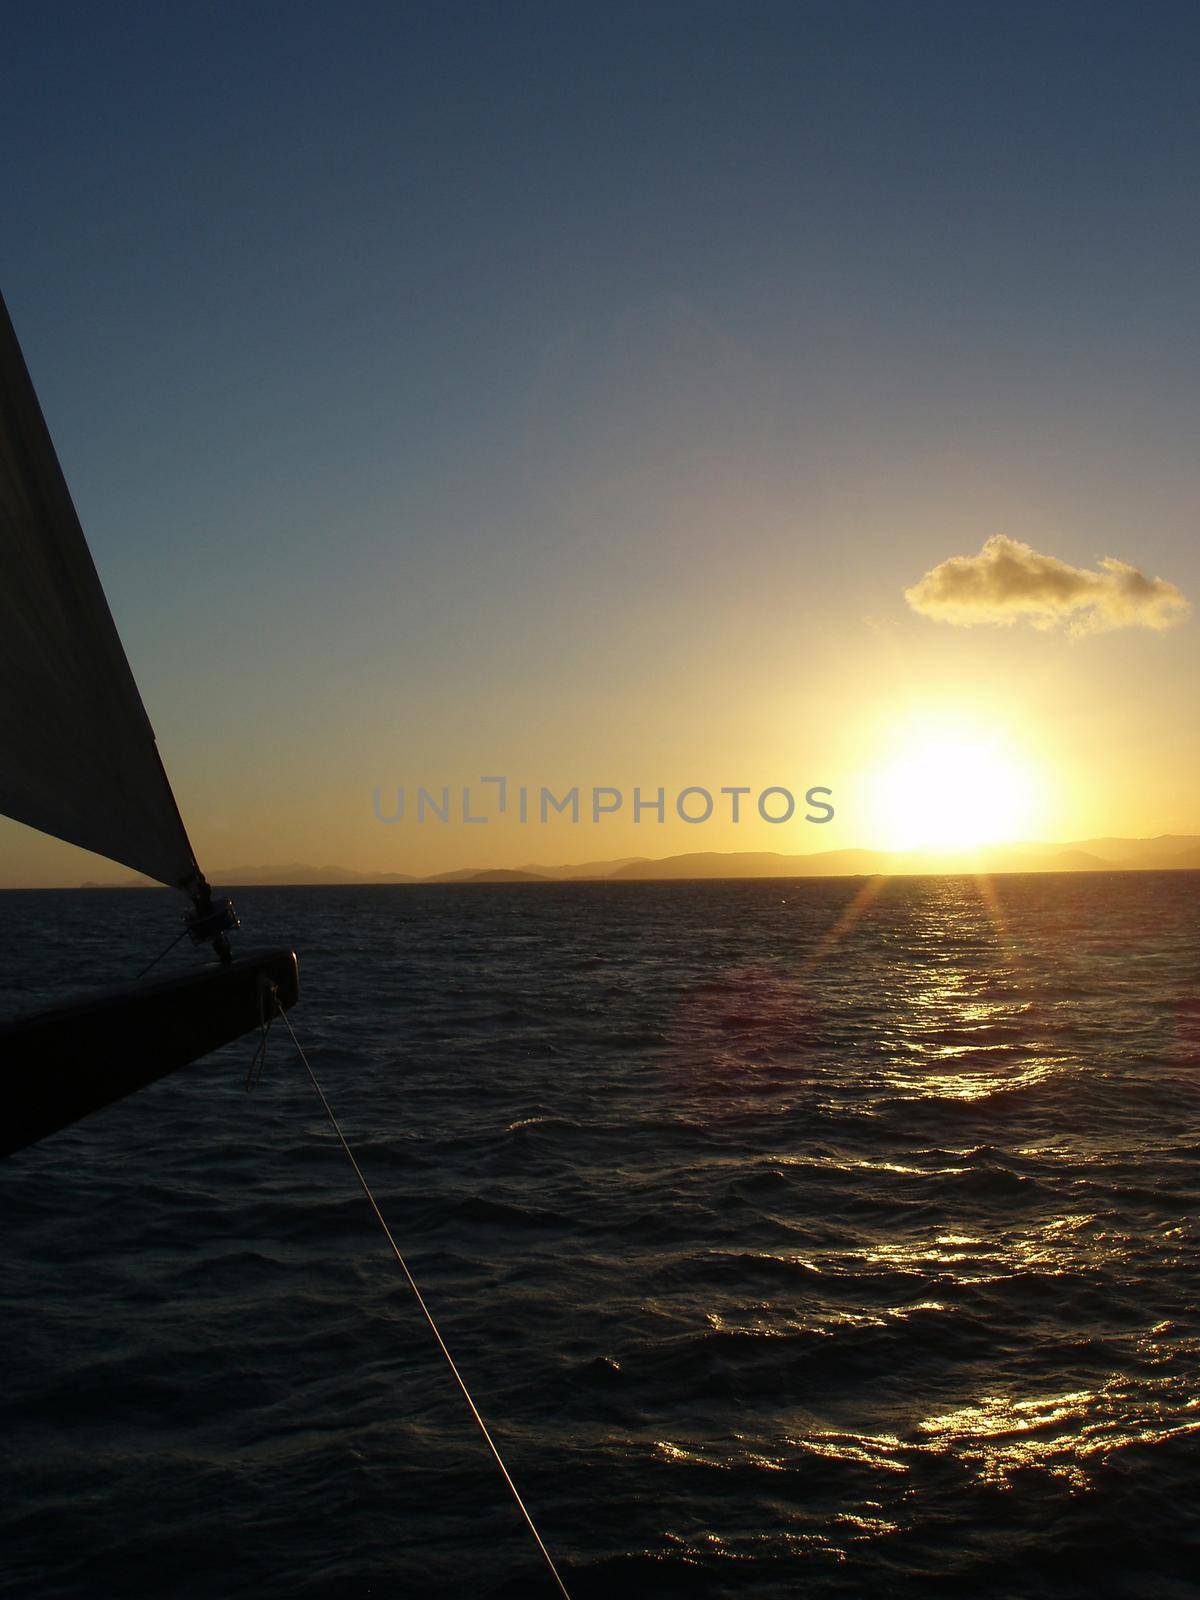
<box><xmin>2</xmin><ymin>874</ymin><xmax>1199</xmax><ymax>1600</ymax></box>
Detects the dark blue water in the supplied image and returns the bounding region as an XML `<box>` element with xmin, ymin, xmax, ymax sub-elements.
<box><xmin>2</xmin><ymin>875</ymin><xmax>1199</xmax><ymax>1598</ymax></box>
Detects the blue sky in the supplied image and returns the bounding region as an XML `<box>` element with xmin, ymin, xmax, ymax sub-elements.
<box><xmin>4</xmin><ymin>2</ymin><xmax>1200</xmax><ymax>880</ymax></box>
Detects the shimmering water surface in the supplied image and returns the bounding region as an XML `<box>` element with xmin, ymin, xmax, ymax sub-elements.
<box><xmin>2</xmin><ymin>874</ymin><xmax>1199</xmax><ymax>1598</ymax></box>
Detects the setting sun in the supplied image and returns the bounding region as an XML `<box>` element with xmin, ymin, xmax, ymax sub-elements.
<box><xmin>866</xmin><ymin>719</ymin><xmax>1043</xmax><ymax>852</ymax></box>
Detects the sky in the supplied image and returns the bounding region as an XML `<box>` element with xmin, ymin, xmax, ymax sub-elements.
<box><xmin>3</xmin><ymin>0</ymin><xmax>1200</xmax><ymax>884</ymax></box>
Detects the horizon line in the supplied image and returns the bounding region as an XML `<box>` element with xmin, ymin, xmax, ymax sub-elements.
<box><xmin>5</xmin><ymin>832</ymin><xmax>1200</xmax><ymax>890</ymax></box>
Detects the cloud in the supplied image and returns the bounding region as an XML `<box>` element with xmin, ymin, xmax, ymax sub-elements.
<box><xmin>905</xmin><ymin>535</ymin><xmax>1190</xmax><ymax>634</ymax></box>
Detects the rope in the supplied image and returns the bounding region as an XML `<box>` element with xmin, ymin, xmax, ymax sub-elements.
<box><xmin>136</xmin><ymin>926</ymin><xmax>189</xmax><ymax>979</ymax></box>
<box><xmin>275</xmin><ymin>1006</ymin><xmax>573</xmax><ymax>1600</ymax></box>
<box><xmin>244</xmin><ymin>975</ymin><xmax>276</xmax><ymax>1093</ymax></box>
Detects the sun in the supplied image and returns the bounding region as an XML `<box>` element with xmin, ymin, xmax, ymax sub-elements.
<box><xmin>865</xmin><ymin>717</ymin><xmax>1043</xmax><ymax>852</ymax></box>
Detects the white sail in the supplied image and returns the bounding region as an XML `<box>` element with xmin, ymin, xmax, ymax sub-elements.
<box><xmin>0</xmin><ymin>292</ymin><xmax>202</xmax><ymax>892</ymax></box>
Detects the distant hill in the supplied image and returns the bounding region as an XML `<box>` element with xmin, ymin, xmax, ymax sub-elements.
<box><xmin>608</xmin><ymin>849</ymin><xmax>882</xmax><ymax>879</ymax></box>
<box><xmin>212</xmin><ymin>863</ymin><xmax>417</xmax><ymax>885</ymax></box>
<box><xmin>77</xmin><ymin>836</ymin><xmax>1200</xmax><ymax>890</ymax></box>
<box><xmin>425</xmin><ymin>868</ymin><xmax>550</xmax><ymax>883</ymax></box>
<box><xmin>1071</xmin><ymin>835</ymin><xmax>1200</xmax><ymax>873</ymax></box>
<box><xmin>480</xmin><ymin>837</ymin><xmax>1200</xmax><ymax>881</ymax></box>
<box><xmin>91</xmin><ymin>863</ymin><xmax>418</xmax><ymax>888</ymax></box>
<box><xmin>1073</xmin><ymin>834</ymin><xmax>1200</xmax><ymax>864</ymax></box>
<box><xmin>519</xmin><ymin>856</ymin><xmax>648</xmax><ymax>879</ymax></box>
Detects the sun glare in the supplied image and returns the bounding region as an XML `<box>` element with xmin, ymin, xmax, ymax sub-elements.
<box><xmin>865</xmin><ymin>719</ymin><xmax>1042</xmax><ymax>852</ymax></box>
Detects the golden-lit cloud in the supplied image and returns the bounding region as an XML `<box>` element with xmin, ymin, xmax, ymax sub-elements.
<box><xmin>905</xmin><ymin>535</ymin><xmax>1190</xmax><ymax>634</ymax></box>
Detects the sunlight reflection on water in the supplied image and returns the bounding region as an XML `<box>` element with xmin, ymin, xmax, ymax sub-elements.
<box><xmin>2</xmin><ymin>873</ymin><xmax>1199</xmax><ymax>1597</ymax></box>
